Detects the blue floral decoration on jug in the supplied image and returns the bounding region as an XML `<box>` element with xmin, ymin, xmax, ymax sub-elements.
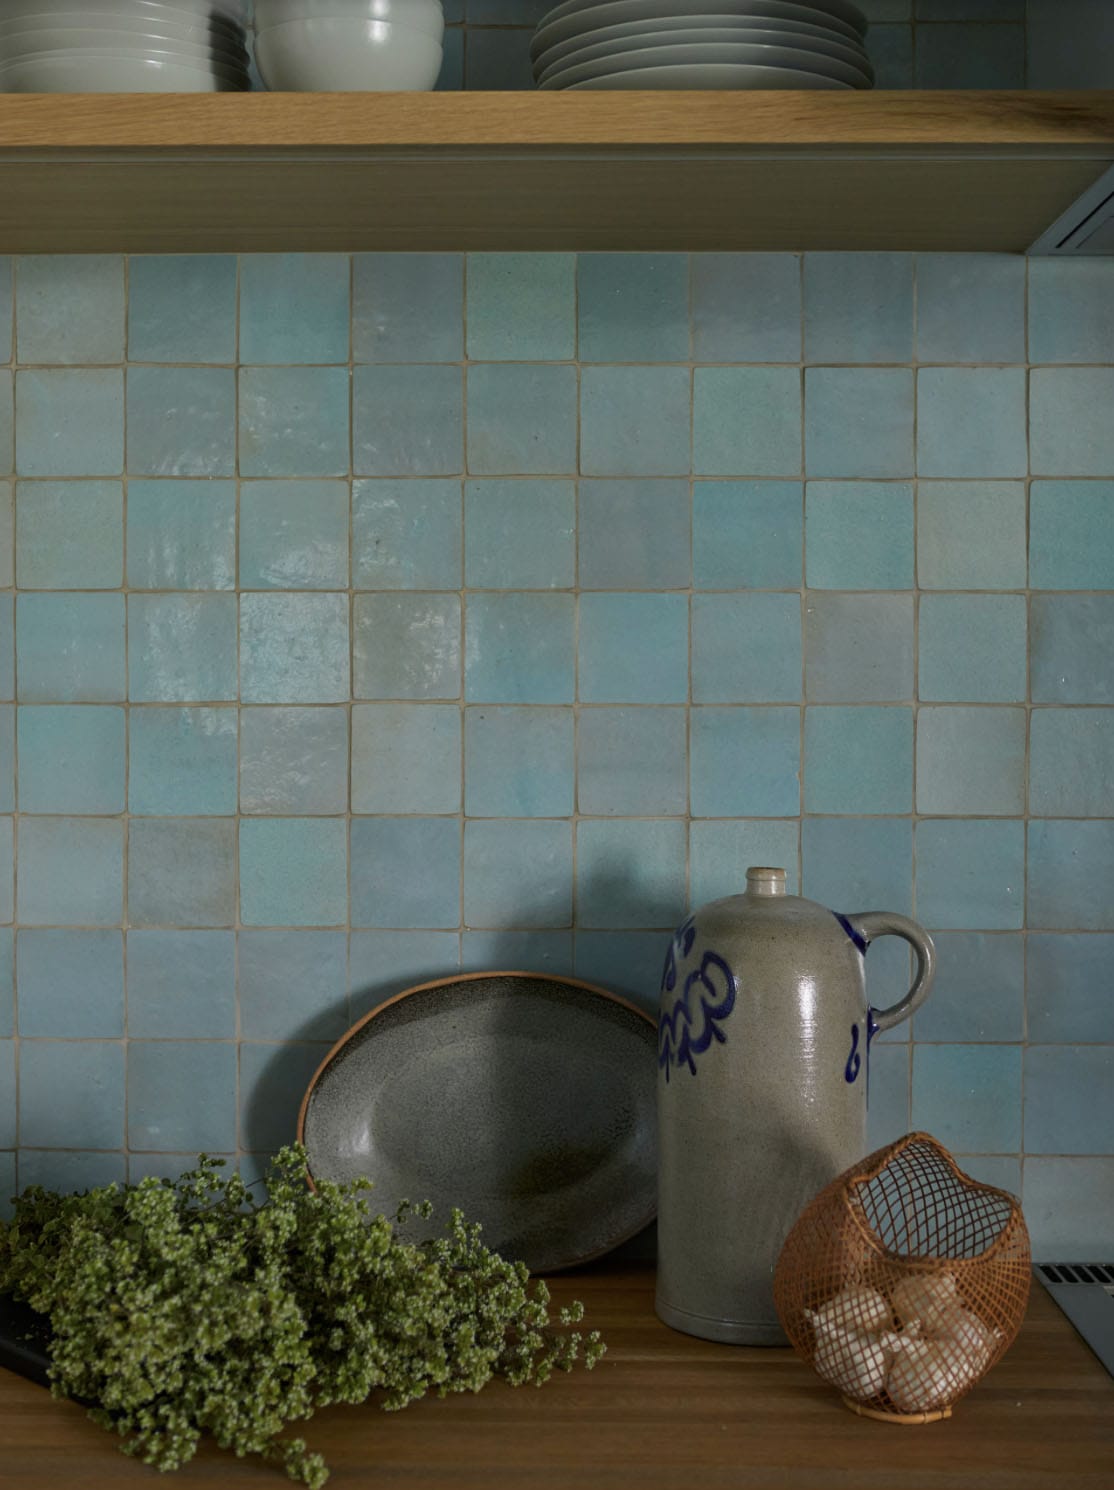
<box><xmin>658</xmin><ymin>919</ymin><xmax>737</xmax><ymax>1081</ymax></box>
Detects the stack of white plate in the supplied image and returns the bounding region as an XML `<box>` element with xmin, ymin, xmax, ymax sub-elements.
<box><xmin>0</xmin><ymin>0</ymin><xmax>251</xmax><ymax>92</ymax></box>
<box><xmin>531</xmin><ymin>0</ymin><xmax>872</xmax><ymax>91</ymax></box>
<box><xmin>253</xmin><ymin>0</ymin><xmax>444</xmax><ymax>91</ymax></box>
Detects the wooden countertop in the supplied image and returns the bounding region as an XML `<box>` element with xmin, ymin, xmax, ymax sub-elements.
<box><xmin>1</xmin><ymin>1265</ymin><xmax>1111</xmax><ymax>1489</ymax></box>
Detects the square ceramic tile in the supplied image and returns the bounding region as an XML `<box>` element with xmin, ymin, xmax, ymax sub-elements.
<box><xmin>127</xmin><ymin>254</ymin><xmax>237</xmax><ymax>363</ymax></box>
<box><xmin>464</xmin><ymin>592</ymin><xmax>571</xmax><ymax>703</ymax></box>
<box><xmin>0</xmin><ymin>1041</ymin><xmax>13</xmax><ymax>1148</ymax></box>
<box><xmin>126</xmin><ymin>367</ymin><xmax>235</xmax><ymax>477</ymax></box>
<box><xmin>1029</xmin><ymin>259</ymin><xmax>1114</xmax><ymax>364</ymax></box>
<box><xmin>691</xmin><ymin>707</ymin><xmax>799</xmax><ymax>818</ymax></box>
<box><xmin>19</xmin><ymin>1042</ymin><xmax>124</xmax><ymax>1150</ymax></box>
<box><xmin>694</xmin><ymin>367</ymin><xmax>800</xmax><ymax>478</ymax></box>
<box><xmin>240</xmin><ymin>818</ymin><xmax>347</xmax><ymax>927</ymax></box>
<box><xmin>693</xmin><ymin>481</ymin><xmax>802</xmax><ymax>590</ymax></box>
<box><xmin>914</xmin><ymin>21</ymin><xmax>1024</xmax><ymax>86</ymax></box>
<box><xmin>805</xmin><ymin>482</ymin><xmax>913</xmax><ymax>589</ymax></box>
<box><xmin>465</xmin><ymin>706</ymin><xmax>573</xmax><ymax>817</ymax></box>
<box><xmin>1023</xmin><ymin>1158</ymin><xmax>1114</xmax><ymax>1257</ymax></box>
<box><xmin>0</xmin><ymin>597</ymin><xmax>11</xmax><ymax>703</ymax></box>
<box><xmin>693</xmin><ymin>593</ymin><xmax>801</xmax><ymax>704</ymax></box>
<box><xmin>16</xmin><ymin>255</ymin><xmax>124</xmax><ymax>364</ymax></box>
<box><xmin>129</xmin><ymin>707</ymin><xmax>237</xmax><ymax>816</ymax></box>
<box><xmin>464</xmin><ymin>820</ymin><xmax>572</xmax><ymax>929</ymax></box>
<box><xmin>1028</xmin><ymin>820</ymin><xmax>1114</xmax><ymax>930</ymax></box>
<box><xmin>953</xmin><ymin>1156</ymin><xmax>1021</xmax><ymax>1196</ymax></box>
<box><xmin>352</xmin><ymin>479</ymin><xmax>462</xmax><ymax>590</ymax></box>
<box><xmin>239</xmin><ymin>254</ymin><xmax>349</xmax><ymax>364</ymax></box>
<box><xmin>1026</xmin><ymin>0</ymin><xmax>1114</xmax><ymax>88</ymax></box>
<box><xmin>915</xmin><ymin>254</ymin><xmax>1025</xmax><ymax>363</ymax></box>
<box><xmin>1028</xmin><ymin>934</ymin><xmax>1114</xmax><ymax>1043</ymax></box>
<box><xmin>582</xmin><ymin>366</ymin><xmax>691</xmax><ymax>478</ymax></box>
<box><xmin>577</xmin><ymin>480</ymin><xmax>689</xmax><ymax>590</ymax></box>
<box><xmin>1031</xmin><ymin>596</ymin><xmax>1114</xmax><ymax>705</ymax></box>
<box><xmin>576</xmin><ymin>818</ymin><xmax>686</xmax><ymax>930</ymax></box>
<box><xmin>353</xmin><ymin>591</ymin><xmax>460</xmax><ymax>700</ymax></box>
<box><xmin>126</xmin><ymin>930</ymin><xmax>236</xmax><ymax>1039</ymax></box>
<box><xmin>802</xmin><ymin>817</ymin><xmax>913</xmax><ymax>916</ymax></box>
<box><xmin>1030</xmin><ymin>709</ymin><xmax>1114</xmax><ymax>817</ymax></box>
<box><xmin>351</xmin><ymin>817</ymin><xmax>461</xmax><ymax>928</ymax></box>
<box><xmin>353</xmin><ymin>702</ymin><xmax>461</xmax><ymax>814</ymax></box>
<box><xmin>18</xmin><ymin>817</ymin><xmax>123</xmax><ymax>926</ymax></box>
<box><xmin>578</xmin><ymin>253</ymin><xmax>689</xmax><ymax>363</ymax></box>
<box><xmin>466</xmin><ymin>364</ymin><xmax>576</xmax><ymax>476</ymax></box>
<box><xmin>577</xmin><ymin>706</ymin><xmax>686</xmax><ymax>817</ymax></box>
<box><xmin>17</xmin><ymin>930</ymin><xmax>123</xmax><ymax>1038</ymax></box>
<box><xmin>464</xmin><ymin>28</ymin><xmax>536</xmax><ymax>87</ymax></box>
<box><xmin>352</xmin><ymin>254</ymin><xmax>463</xmax><ymax>362</ymax></box>
<box><xmin>572</xmin><ymin>931</ymin><xmax>664</xmax><ymax>1015</ymax></box>
<box><xmin>917</xmin><ymin>367</ymin><xmax>1027</xmax><ymax>478</ymax></box>
<box><xmin>916</xmin><ymin>707</ymin><xmax>1026</xmax><ymax>816</ymax></box>
<box><xmin>239</xmin><ymin>366</ymin><xmax>350</xmax><ymax>478</ymax></box>
<box><xmin>239</xmin><ymin>706</ymin><xmax>348</xmax><ymax>815</ymax></box>
<box><xmin>866</xmin><ymin>1043</ymin><xmax>911</xmax><ymax>1151</ymax></box>
<box><xmin>1030</xmin><ymin>369</ymin><xmax>1114</xmax><ymax>476</ymax></box>
<box><xmin>0</xmin><ymin>931</ymin><xmax>13</xmax><ymax>1034</ymax></box>
<box><xmin>805</xmin><ymin>594</ymin><xmax>913</xmax><ymax>703</ymax></box>
<box><xmin>1029</xmin><ymin>481</ymin><xmax>1114</xmax><ymax>589</ymax></box>
<box><xmin>0</xmin><ymin>709</ymin><xmax>12</xmax><ymax>814</ymax></box>
<box><xmin>350</xmin><ymin>930</ymin><xmax>460</xmax><ymax>1017</ymax></box>
<box><xmin>916</xmin><ymin>481</ymin><xmax>1026</xmax><ymax>589</ymax></box>
<box><xmin>465</xmin><ymin>479</ymin><xmax>575</xmax><ymax>588</ymax></box>
<box><xmin>126</xmin><ymin>480</ymin><xmax>236</xmax><ymax>590</ymax></box>
<box><xmin>805</xmin><ymin>368</ymin><xmax>914</xmax><ymax>479</ymax></box>
<box><xmin>128</xmin><ymin>1041</ymin><xmax>237</xmax><ymax>1153</ymax></box>
<box><xmin>17</xmin><ymin>594</ymin><xmax>125</xmax><ymax>702</ymax></box>
<box><xmin>0</xmin><ymin>372</ymin><xmax>10</xmax><ymax>477</ymax></box>
<box><xmin>15</xmin><ymin>480</ymin><xmax>122</xmax><ymax>588</ymax></box>
<box><xmin>466</xmin><ymin>253</ymin><xmax>575</xmax><ymax>360</ymax></box>
<box><xmin>916</xmin><ymin>1</ymin><xmax>1022</xmax><ymax>16</ymax></box>
<box><xmin>578</xmin><ymin>593</ymin><xmax>687</xmax><ymax>705</ymax></box>
<box><xmin>913</xmin><ymin>932</ymin><xmax>1023</xmax><ymax>1042</ymax></box>
<box><xmin>241</xmin><ymin>593</ymin><xmax>350</xmax><ymax>704</ymax></box>
<box><xmin>127</xmin><ymin>819</ymin><xmax>236</xmax><ymax>929</ymax></box>
<box><xmin>239</xmin><ymin>1042</ymin><xmax>335</xmax><ymax>1154</ymax></box>
<box><xmin>436</xmin><ymin>25</ymin><xmax>464</xmax><ymax>87</ymax></box>
<box><xmin>918</xmin><ymin>594</ymin><xmax>1027</xmax><ymax>703</ymax></box>
<box><xmin>460</xmin><ymin>930</ymin><xmax>570</xmax><ymax>980</ymax></box>
<box><xmin>912</xmin><ymin>1046</ymin><xmax>1021</xmax><ymax>1153</ymax></box>
<box><xmin>803</xmin><ymin>706</ymin><xmax>913</xmax><ymax>814</ymax></box>
<box><xmin>0</xmin><ymin>483</ymin><xmax>10</xmax><ymax>588</ymax></box>
<box><xmin>16</xmin><ymin>368</ymin><xmax>123</xmax><ymax>477</ymax></box>
<box><xmin>240</xmin><ymin>481</ymin><xmax>349</xmax><ymax>590</ymax></box>
<box><xmin>915</xmin><ymin>819</ymin><xmax>1024</xmax><ymax>930</ymax></box>
<box><xmin>239</xmin><ymin>930</ymin><xmax>348</xmax><ymax>1042</ymax></box>
<box><xmin>1025</xmin><ymin>1046</ymin><xmax>1114</xmax><ymax>1155</ymax></box>
<box><xmin>691</xmin><ymin>253</ymin><xmax>800</xmax><ymax>362</ymax></box>
<box><xmin>354</xmin><ymin>365</ymin><xmax>463</xmax><ymax>476</ymax></box>
<box><xmin>0</xmin><ymin>255</ymin><xmax>8</xmax><ymax>352</ymax></box>
<box><xmin>129</xmin><ymin>594</ymin><xmax>237</xmax><ymax>703</ymax></box>
<box><xmin>0</xmin><ymin>818</ymin><xmax>11</xmax><ymax>922</ymax></box>
<box><xmin>19</xmin><ymin>1150</ymin><xmax>125</xmax><ymax>1195</ymax></box>
<box><xmin>804</xmin><ymin>253</ymin><xmax>913</xmax><ymax>363</ymax></box>
<box><xmin>689</xmin><ymin>820</ymin><xmax>800</xmax><ymax>907</ymax></box>
<box><xmin>18</xmin><ymin>705</ymin><xmax>125</xmax><ymax>814</ymax></box>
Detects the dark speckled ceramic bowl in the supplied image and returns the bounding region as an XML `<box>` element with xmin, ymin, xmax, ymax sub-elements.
<box><xmin>297</xmin><ymin>971</ymin><xmax>658</xmax><ymax>1273</ymax></box>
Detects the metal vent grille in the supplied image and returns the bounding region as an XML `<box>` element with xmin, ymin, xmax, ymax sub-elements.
<box><xmin>1038</xmin><ymin>1263</ymin><xmax>1114</xmax><ymax>1285</ymax></box>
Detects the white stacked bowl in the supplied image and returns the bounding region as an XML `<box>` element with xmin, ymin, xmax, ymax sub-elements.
<box><xmin>0</xmin><ymin>0</ymin><xmax>251</xmax><ymax>91</ymax></box>
<box><xmin>253</xmin><ymin>0</ymin><xmax>445</xmax><ymax>90</ymax></box>
<box><xmin>531</xmin><ymin>0</ymin><xmax>873</xmax><ymax>90</ymax></box>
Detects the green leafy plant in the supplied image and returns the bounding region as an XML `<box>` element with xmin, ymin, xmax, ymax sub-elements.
<box><xmin>0</xmin><ymin>1147</ymin><xmax>604</xmax><ymax>1488</ymax></box>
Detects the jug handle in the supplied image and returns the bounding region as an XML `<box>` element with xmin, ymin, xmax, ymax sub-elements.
<box><xmin>842</xmin><ymin>911</ymin><xmax>936</xmax><ymax>1034</ymax></box>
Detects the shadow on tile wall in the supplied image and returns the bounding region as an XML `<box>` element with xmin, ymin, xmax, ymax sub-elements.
<box><xmin>3</xmin><ymin>243</ymin><xmax>1114</xmax><ymax>1251</ymax></box>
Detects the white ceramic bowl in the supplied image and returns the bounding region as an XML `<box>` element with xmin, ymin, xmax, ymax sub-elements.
<box><xmin>254</xmin><ymin>0</ymin><xmax>444</xmax><ymax>43</ymax></box>
<box><xmin>0</xmin><ymin>0</ymin><xmax>249</xmax><ymax>22</ymax></box>
<box><xmin>0</xmin><ymin>27</ymin><xmax>247</xmax><ymax>66</ymax></box>
<box><xmin>0</xmin><ymin>51</ymin><xmax>246</xmax><ymax>89</ymax></box>
<box><xmin>254</xmin><ymin>16</ymin><xmax>442</xmax><ymax>88</ymax></box>
<box><xmin>0</xmin><ymin>12</ymin><xmax>248</xmax><ymax>57</ymax></box>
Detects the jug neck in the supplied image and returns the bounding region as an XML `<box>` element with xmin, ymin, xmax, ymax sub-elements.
<box><xmin>745</xmin><ymin>866</ymin><xmax>787</xmax><ymax>898</ymax></box>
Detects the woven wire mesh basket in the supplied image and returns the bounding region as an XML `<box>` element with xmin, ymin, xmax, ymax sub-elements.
<box><xmin>773</xmin><ymin>1132</ymin><xmax>1030</xmax><ymax>1423</ymax></box>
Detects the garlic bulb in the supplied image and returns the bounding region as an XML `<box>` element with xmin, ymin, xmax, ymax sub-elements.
<box><xmin>889</xmin><ymin>1272</ymin><xmax>959</xmax><ymax>1331</ymax></box>
<box><xmin>811</xmin><ymin>1320</ymin><xmax>890</xmax><ymax>1398</ymax></box>
<box><xmin>885</xmin><ymin>1336</ymin><xmax>979</xmax><ymax>1414</ymax></box>
<box><xmin>808</xmin><ymin>1285</ymin><xmax>892</xmax><ymax>1334</ymax></box>
<box><xmin>937</xmin><ymin>1305</ymin><xmax>995</xmax><ymax>1369</ymax></box>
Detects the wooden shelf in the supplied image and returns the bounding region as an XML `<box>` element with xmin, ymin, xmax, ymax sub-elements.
<box><xmin>1</xmin><ymin>90</ymin><xmax>1113</xmax><ymax>252</ymax></box>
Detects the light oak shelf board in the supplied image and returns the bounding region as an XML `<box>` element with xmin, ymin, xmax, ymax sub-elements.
<box><xmin>1</xmin><ymin>90</ymin><xmax>1112</xmax><ymax>252</ymax></box>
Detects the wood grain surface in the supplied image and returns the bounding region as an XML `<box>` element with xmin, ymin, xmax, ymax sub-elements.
<box><xmin>1</xmin><ymin>1266</ymin><xmax>1111</xmax><ymax>1490</ymax></box>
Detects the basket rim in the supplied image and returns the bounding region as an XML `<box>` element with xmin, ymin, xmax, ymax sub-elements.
<box><xmin>842</xmin><ymin>1131</ymin><xmax>1025</xmax><ymax>1267</ymax></box>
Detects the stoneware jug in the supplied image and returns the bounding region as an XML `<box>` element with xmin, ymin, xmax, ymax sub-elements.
<box><xmin>656</xmin><ymin>866</ymin><xmax>936</xmax><ymax>1346</ymax></box>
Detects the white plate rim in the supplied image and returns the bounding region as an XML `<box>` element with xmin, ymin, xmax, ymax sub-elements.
<box><xmin>536</xmin><ymin>25</ymin><xmax>872</xmax><ymax>85</ymax></box>
<box><xmin>541</xmin><ymin>37</ymin><xmax>868</xmax><ymax>88</ymax></box>
<box><xmin>562</xmin><ymin>59</ymin><xmax>854</xmax><ymax>87</ymax></box>
<box><xmin>533</xmin><ymin>0</ymin><xmax>866</xmax><ymax>57</ymax></box>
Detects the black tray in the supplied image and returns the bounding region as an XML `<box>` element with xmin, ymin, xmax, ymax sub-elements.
<box><xmin>0</xmin><ymin>1293</ymin><xmax>53</xmax><ymax>1388</ymax></box>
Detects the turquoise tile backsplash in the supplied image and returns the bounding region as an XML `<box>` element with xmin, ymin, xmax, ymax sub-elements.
<box><xmin>0</xmin><ymin>246</ymin><xmax>1113</xmax><ymax>1254</ymax></box>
